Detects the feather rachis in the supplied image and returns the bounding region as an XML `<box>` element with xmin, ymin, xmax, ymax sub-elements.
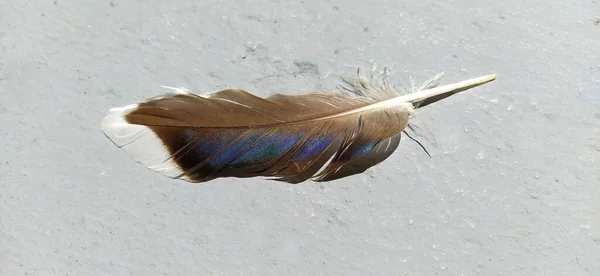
<box><xmin>101</xmin><ymin>70</ymin><xmax>496</xmax><ymax>183</ymax></box>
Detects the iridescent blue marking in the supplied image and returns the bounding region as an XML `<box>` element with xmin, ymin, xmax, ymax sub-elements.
<box><xmin>292</xmin><ymin>134</ymin><xmax>337</xmax><ymax>163</ymax></box>
<box><xmin>229</xmin><ymin>130</ymin><xmax>304</xmax><ymax>168</ymax></box>
<box><xmin>181</xmin><ymin>129</ymin><xmax>238</xmax><ymax>159</ymax></box>
<box><xmin>207</xmin><ymin>131</ymin><xmax>264</xmax><ymax>169</ymax></box>
<box><xmin>339</xmin><ymin>139</ymin><xmax>376</xmax><ymax>161</ymax></box>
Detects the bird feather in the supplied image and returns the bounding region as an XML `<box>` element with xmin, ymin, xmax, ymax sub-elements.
<box><xmin>101</xmin><ymin>70</ymin><xmax>496</xmax><ymax>183</ymax></box>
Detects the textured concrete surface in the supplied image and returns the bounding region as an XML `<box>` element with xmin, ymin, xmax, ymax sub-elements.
<box><xmin>1</xmin><ymin>1</ymin><xmax>599</xmax><ymax>275</ymax></box>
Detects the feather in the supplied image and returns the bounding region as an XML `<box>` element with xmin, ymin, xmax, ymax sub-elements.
<box><xmin>101</xmin><ymin>71</ymin><xmax>496</xmax><ymax>183</ymax></box>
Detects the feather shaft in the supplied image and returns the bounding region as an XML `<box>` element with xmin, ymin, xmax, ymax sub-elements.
<box><xmin>335</xmin><ymin>73</ymin><xmax>497</xmax><ymax>116</ymax></box>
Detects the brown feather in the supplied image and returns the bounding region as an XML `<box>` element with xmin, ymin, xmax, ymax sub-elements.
<box><xmin>100</xmin><ymin>72</ymin><xmax>496</xmax><ymax>183</ymax></box>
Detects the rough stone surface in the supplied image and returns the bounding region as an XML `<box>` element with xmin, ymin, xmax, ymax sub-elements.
<box><xmin>1</xmin><ymin>1</ymin><xmax>599</xmax><ymax>275</ymax></box>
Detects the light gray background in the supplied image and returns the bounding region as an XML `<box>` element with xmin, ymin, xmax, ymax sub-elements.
<box><xmin>1</xmin><ymin>0</ymin><xmax>599</xmax><ymax>275</ymax></box>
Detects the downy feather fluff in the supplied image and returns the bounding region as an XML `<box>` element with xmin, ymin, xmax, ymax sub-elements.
<box><xmin>101</xmin><ymin>69</ymin><xmax>495</xmax><ymax>183</ymax></box>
